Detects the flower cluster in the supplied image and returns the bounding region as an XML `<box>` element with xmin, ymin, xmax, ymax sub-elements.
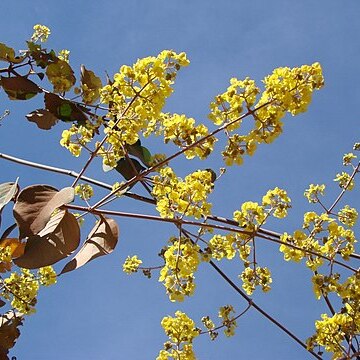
<box><xmin>157</xmin><ymin>311</ymin><xmax>200</xmax><ymax>360</ymax></box>
<box><xmin>123</xmin><ymin>255</ymin><xmax>142</xmax><ymax>274</ymax></box>
<box><xmin>307</xmin><ymin>313</ymin><xmax>355</xmax><ymax>359</ymax></box>
<box><xmin>334</xmin><ymin>172</ymin><xmax>355</xmax><ymax>190</ymax></box>
<box><xmin>338</xmin><ymin>205</ymin><xmax>358</xmax><ymax>227</ymax></box>
<box><xmin>222</xmin><ymin>134</ymin><xmax>257</xmax><ymax>166</ymax></box>
<box><xmin>161</xmin><ymin>113</ymin><xmax>216</xmax><ymax>159</ymax></box>
<box><xmin>74</xmin><ymin>183</ymin><xmax>94</xmax><ymax>200</ymax></box>
<box><xmin>159</xmin><ymin>237</ymin><xmax>201</xmax><ymax>302</ymax></box>
<box><xmin>31</xmin><ymin>24</ymin><xmax>51</xmax><ymax>43</ymax></box>
<box><xmin>38</xmin><ymin>266</ymin><xmax>57</xmax><ymax>286</ymax></box>
<box><xmin>100</xmin><ymin>50</ymin><xmax>189</xmax><ymax>146</ymax></box>
<box><xmin>60</xmin><ymin>122</ymin><xmax>96</xmax><ymax>157</ymax></box>
<box><xmin>210</xmin><ymin>63</ymin><xmax>324</xmax><ymax>166</ymax></box>
<box><xmin>58</xmin><ymin>49</ymin><xmax>70</xmax><ymax>63</ymax></box>
<box><xmin>233</xmin><ymin>201</ymin><xmax>266</xmax><ymax>232</ymax></box>
<box><xmin>304</xmin><ymin>184</ymin><xmax>326</xmax><ymax>203</ymax></box>
<box><xmin>152</xmin><ymin>167</ymin><xmax>213</xmax><ymax>219</ymax></box>
<box><xmin>262</xmin><ymin>187</ymin><xmax>291</xmax><ymax>218</ymax></box>
<box><xmin>209</xmin><ymin>77</ymin><xmax>259</xmax><ymax>126</ymax></box>
<box><xmin>218</xmin><ymin>305</ymin><xmax>237</xmax><ymax>337</ymax></box>
<box><xmin>2</xmin><ymin>269</ymin><xmax>39</xmax><ymax>314</ymax></box>
<box><xmin>208</xmin><ymin>234</ymin><xmax>236</xmax><ymax>260</ymax></box>
<box><xmin>240</xmin><ymin>266</ymin><xmax>272</xmax><ymax>295</ymax></box>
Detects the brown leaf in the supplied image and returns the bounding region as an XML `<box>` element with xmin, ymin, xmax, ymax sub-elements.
<box><xmin>44</xmin><ymin>92</ymin><xmax>87</xmax><ymax>124</ymax></box>
<box><xmin>60</xmin><ymin>216</ymin><xmax>118</xmax><ymax>274</ymax></box>
<box><xmin>0</xmin><ymin>181</ymin><xmax>19</xmax><ymax>229</ymax></box>
<box><xmin>0</xmin><ymin>311</ymin><xmax>23</xmax><ymax>357</ymax></box>
<box><xmin>26</xmin><ymin>109</ymin><xmax>58</xmax><ymax>130</ymax></box>
<box><xmin>14</xmin><ymin>210</ymin><xmax>80</xmax><ymax>269</ymax></box>
<box><xmin>13</xmin><ymin>185</ymin><xmax>74</xmax><ymax>239</ymax></box>
<box><xmin>0</xmin><ymin>76</ymin><xmax>42</xmax><ymax>100</ymax></box>
<box><xmin>0</xmin><ymin>43</ymin><xmax>25</xmax><ymax>64</ymax></box>
<box><xmin>0</xmin><ymin>182</ymin><xmax>18</xmax><ymax>212</ymax></box>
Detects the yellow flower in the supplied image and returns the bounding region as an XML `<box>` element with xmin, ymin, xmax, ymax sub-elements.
<box><xmin>31</xmin><ymin>24</ymin><xmax>51</xmax><ymax>42</ymax></box>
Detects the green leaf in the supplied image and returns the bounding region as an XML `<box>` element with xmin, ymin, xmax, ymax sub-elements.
<box><xmin>44</xmin><ymin>92</ymin><xmax>87</xmax><ymax>124</ymax></box>
<box><xmin>126</xmin><ymin>139</ymin><xmax>152</xmax><ymax>166</ymax></box>
<box><xmin>0</xmin><ymin>76</ymin><xmax>42</xmax><ymax>100</ymax></box>
<box><xmin>0</xmin><ymin>43</ymin><xmax>25</xmax><ymax>64</ymax></box>
<box><xmin>46</xmin><ymin>59</ymin><xmax>76</xmax><ymax>93</ymax></box>
<box><xmin>115</xmin><ymin>158</ymin><xmax>145</xmax><ymax>180</ymax></box>
<box><xmin>80</xmin><ymin>65</ymin><xmax>102</xmax><ymax>104</ymax></box>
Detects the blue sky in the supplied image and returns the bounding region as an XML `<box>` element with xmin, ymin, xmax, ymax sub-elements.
<box><xmin>1</xmin><ymin>1</ymin><xmax>360</xmax><ymax>359</ymax></box>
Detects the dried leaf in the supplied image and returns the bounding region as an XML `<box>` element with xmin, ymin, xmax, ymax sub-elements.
<box><xmin>44</xmin><ymin>92</ymin><xmax>87</xmax><ymax>124</ymax></box>
<box><xmin>0</xmin><ymin>311</ymin><xmax>23</xmax><ymax>357</ymax></box>
<box><xmin>0</xmin><ymin>182</ymin><xmax>18</xmax><ymax>212</ymax></box>
<box><xmin>60</xmin><ymin>216</ymin><xmax>118</xmax><ymax>274</ymax></box>
<box><xmin>27</xmin><ymin>41</ymin><xmax>57</xmax><ymax>69</ymax></box>
<box><xmin>26</xmin><ymin>109</ymin><xmax>58</xmax><ymax>130</ymax></box>
<box><xmin>46</xmin><ymin>59</ymin><xmax>76</xmax><ymax>93</ymax></box>
<box><xmin>0</xmin><ymin>43</ymin><xmax>25</xmax><ymax>64</ymax></box>
<box><xmin>0</xmin><ymin>181</ymin><xmax>18</xmax><ymax>229</ymax></box>
<box><xmin>0</xmin><ymin>76</ymin><xmax>42</xmax><ymax>101</ymax></box>
<box><xmin>80</xmin><ymin>65</ymin><xmax>102</xmax><ymax>104</ymax></box>
<box><xmin>13</xmin><ymin>185</ymin><xmax>74</xmax><ymax>239</ymax></box>
<box><xmin>14</xmin><ymin>210</ymin><xmax>80</xmax><ymax>269</ymax></box>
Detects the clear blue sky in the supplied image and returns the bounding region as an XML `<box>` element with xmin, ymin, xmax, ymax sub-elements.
<box><xmin>1</xmin><ymin>1</ymin><xmax>360</xmax><ymax>359</ymax></box>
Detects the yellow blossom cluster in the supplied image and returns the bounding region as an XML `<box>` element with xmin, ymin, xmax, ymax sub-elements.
<box><xmin>212</xmin><ymin>63</ymin><xmax>323</xmax><ymax>165</ymax></box>
<box><xmin>252</xmin><ymin>63</ymin><xmax>324</xmax><ymax>145</ymax></box>
<box><xmin>304</xmin><ymin>184</ymin><xmax>326</xmax><ymax>203</ymax></box>
<box><xmin>307</xmin><ymin>313</ymin><xmax>355</xmax><ymax>359</ymax></box>
<box><xmin>222</xmin><ymin>134</ymin><xmax>257</xmax><ymax>166</ymax></box>
<box><xmin>233</xmin><ymin>202</ymin><xmax>266</xmax><ymax>232</ymax></box>
<box><xmin>281</xmin><ymin>210</ymin><xmax>356</xmax><ymax>269</ymax></box>
<box><xmin>262</xmin><ymin>187</ymin><xmax>291</xmax><ymax>218</ymax></box>
<box><xmin>123</xmin><ymin>255</ymin><xmax>142</xmax><ymax>274</ymax></box>
<box><xmin>209</xmin><ymin>77</ymin><xmax>259</xmax><ymax>127</ymax></box>
<box><xmin>218</xmin><ymin>305</ymin><xmax>237</xmax><ymax>337</ymax></box>
<box><xmin>161</xmin><ymin>113</ymin><xmax>216</xmax><ymax>159</ymax></box>
<box><xmin>208</xmin><ymin>234</ymin><xmax>236</xmax><ymax>260</ymax></box>
<box><xmin>58</xmin><ymin>49</ymin><xmax>70</xmax><ymax>63</ymax></box>
<box><xmin>159</xmin><ymin>237</ymin><xmax>201</xmax><ymax>302</ymax></box>
<box><xmin>74</xmin><ymin>183</ymin><xmax>94</xmax><ymax>201</ymax></box>
<box><xmin>100</xmin><ymin>50</ymin><xmax>189</xmax><ymax>147</ymax></box>
<box><xmin>240</xmin><ymin>266</ymin><xmax>272</xmax><ymax>295</ymax></box>
<box><xmin>338</xmin><ymin>205</ymin><xmax>358</xmax><ymax>227</ymax></box>
<box><xmin>334</xmin><ymin>171</ymin><xmax>355</xmax><ymax>190</ymax></box>
<box><xmin>157</xmin><ymin>311</ymin><xmax>200</xmax><ymax>360</ymax></box>
<box><xmin>38</xmin><ymin>266</ymin><xmax>57</xmax><ymax>286</ymax></box>
<box><xmin>31</xmin><ymin>24</ymin><xmax>51</xmax><ymax>43</ymax></box>
<box><xmin>152</xmin><ymin>167</ymin><xmax>213</xmax><ymax>219</ymax></box>
<box><xmin>342</xmin><ymin>152</ymin><xmax>357</xmax><ymax>166</ymax></box>
<box><xmin>2</xmin><ymin>269</ymin><xmax>39</xmax><ymax>314</ymax></box>
<box><xmin>60</xmin><ymin>122</ymin><xmax>96</xmax><ymax>157</ymax></box>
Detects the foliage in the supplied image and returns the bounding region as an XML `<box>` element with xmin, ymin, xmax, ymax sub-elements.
<box><xmin>0</xmin><ymin>24</ymin><xmax>359</xmax><ymax>360</ymax></box>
